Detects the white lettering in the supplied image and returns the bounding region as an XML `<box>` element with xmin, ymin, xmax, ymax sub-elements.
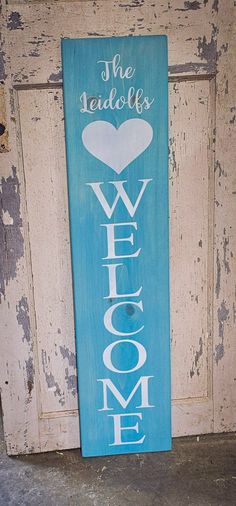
<box><xmin>101</xmin><ymin>222</ymin><xmax>141</xmax><ymax>260</ymax></box>
<box><xmin>103</xmin><ymin>338</ymin><xmax>146</xmax><ymax>373</ymax></box>
<box><xmin>109</xmin><ymin>413</ymin><xmax>145</xmax><ymax>446</ymax></box>
<box><xmin>98</xmin><ymin>54</ymin><xmax>135</xmax><ymax>82</ymax></box>
<box><xmin>80</xmin><ymin>88</ymin><xmax>154</xmax><ymax>115</ymax></box>
<box><xmin>97</xmin><ymin>376</ymin><xmax>154</xmax><ymax>410</ymax></box>
<box><xmin>103</xmin><ymin>263</ymin><xmax>142</xmax><ymax>299</ymax></box>
<box><xmin>104</xmin><ymin>301</ymin><xmax>144</xmax><ymax>337</ymax></box>
<box><xmin>87</xmin><ymin>179</ymin><xmax>152</xmax><ymax>219</ymax></box>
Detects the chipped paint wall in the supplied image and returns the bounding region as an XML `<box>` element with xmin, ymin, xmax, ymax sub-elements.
<box><xmin>0</xmin><ymin>0</ymin><xmax>235</xmax><ymax>455</ymax></box>
<box><xmin>0</xmin><ymin>86</ymin><xmax>9</xmax><ymax>152</ymax></box>
<box><xmin>213</xmin><ymin>0</ymin><xmax>236</xmax><ymax>433</ymax></box>
<box><xmin>0</xmin><ymin>167</ymin><xmax>24</xmax><ymax>299</ymax></box>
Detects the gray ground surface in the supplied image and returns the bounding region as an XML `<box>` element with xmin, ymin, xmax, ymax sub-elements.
<box><xmin>0</xmin><ymin>413</ymin><xmax>236</xmax><ymax>506</ymax></box>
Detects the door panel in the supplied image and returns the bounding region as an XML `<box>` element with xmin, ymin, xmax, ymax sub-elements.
<box><xmin>18</xmin><ymin>88</ymin><xmax>78</xmax><ymax>415</ymax></box>
<box><xmin>1</xmin><ymin>0</ymin><xmax>235</xmax><ymax>454</ymax></box>
<box><xmin>170</xmin><ymin>78</ymin><xmax>213</xmax><ymax>402</ymax></box>
<box><xmin>169</xmin><ymin>77</ymin><xmax>214</xmax><ymax>436</ymax></box>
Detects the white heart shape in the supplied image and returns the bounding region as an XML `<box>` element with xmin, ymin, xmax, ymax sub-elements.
<box><xmin>82</xmin><ymin>119</ymin><xmax>153</xmax><ymax>174</ymax></box>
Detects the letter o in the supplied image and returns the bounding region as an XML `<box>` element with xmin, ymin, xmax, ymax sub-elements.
<box><xmin>103</xmin><ymin>339</ymin><xmax>147</xmax><ymax>374</ymax></box>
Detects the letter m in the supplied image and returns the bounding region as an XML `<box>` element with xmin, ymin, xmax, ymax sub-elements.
<box><xmin>97</xmin><ymin>376</ymin><xmax>154</xmax><ymax>411</ymax></box>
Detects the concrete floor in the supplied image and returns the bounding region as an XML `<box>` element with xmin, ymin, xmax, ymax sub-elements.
<box><xmin>0</xmin><ymin>415</ymin><xmax>236</xmax><ymax>506</ymax></box>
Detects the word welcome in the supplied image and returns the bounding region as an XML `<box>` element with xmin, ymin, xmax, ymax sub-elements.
<box><xmin>87</xmin><ymin>179</ymin><xmax>155</xmax><ymax>446</ymax></box>
<box><xmin>80</xmin><ymin>54</ymin><xmax>154</xmax><ymax>115</ymax></box>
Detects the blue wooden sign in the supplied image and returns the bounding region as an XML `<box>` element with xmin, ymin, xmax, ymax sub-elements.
<box><xmin>62</xmin><ymin>35</ymin><xmax>171</xmax><ymax>457</ymax></box>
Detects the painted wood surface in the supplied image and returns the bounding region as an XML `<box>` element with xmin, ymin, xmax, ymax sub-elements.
<box><xmin>18</xmin><ymin>88</ymin><xmax>77</xmax><ymax>414</ymax></box>
<box><xmin>0</xmin><ymin>0</ymin><xmax>235</xmax><ymax>455</ymax></box>
<box><xmin>62</xmin><ymin>36</ymin><xmax>171</xmax><ymax>456</ymax></box>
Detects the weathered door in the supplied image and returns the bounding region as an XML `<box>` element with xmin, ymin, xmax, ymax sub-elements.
<box><xmin>0</xmin><ymin>0</ymin><xmax>235</xmax><ymax>455</ymax></box>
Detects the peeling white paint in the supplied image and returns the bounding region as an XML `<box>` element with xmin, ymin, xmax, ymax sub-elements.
<box><xmin>0</xmin><ymin>0</ymin><xmax>235</xmax><ymax>455</ymax></box>
<box><xmin>2</xmin><ymin>209</ymin><xmax>13</xmax><ymax>225</ymax></box>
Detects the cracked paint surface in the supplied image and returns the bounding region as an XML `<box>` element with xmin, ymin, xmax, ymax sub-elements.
<box><xmin>65</xmin><ymin>369</ymin><xmax>77</xmax><ymax>397</ymax></box>
<box><xmin>223</xmin><ymin>230</ymin><xmax>230</xmax><ymax>274</ymax></box>
<box><xmin>16</xmin><ymin>296</ymin><xmax>31</xmax><ymax>345</ymax></box>
<box><xmin>60</xmin><ymin>345</ymin><xmax>76</xmax><ymax>369</ymax></box>
<box><xmin>190</xmin><ymin>336</ymin><xmax>203</xmax><ymax>378</ymax></box>
<box><xmin>25</xmin><ymin>356</ymin><xmax>34</xmax><ymax>398</ymax></box>
<box><xmin>7</xmin><ymin>12</ymin><xmax>24</xmax><ymax>31</ymax></box>
<box><xmin>0</xmin><ymin>166</ymin><xmax>24</xmax><ymax>300</ymax></box>
<box><xmin>216</xmin><ymin>249</ymin><xmax>221</xmax><ymax>299</ymax></box>
<box><xmin>41</xmin><ymin>350</ymin><xmax>65</xmax><ymax>406</ymax></box>
<box><xmin>0</xmin><ymin>50</ymin><xmax>6</xmax><ymax>81</ymax></box>
<box><xmin>215</xmin><ymin>301</ymin><xmax>230</xmax><ymax>364</ymax></box>
<box><xmin>175</xmin><ymin>1</ymin><xmax>201</xmax><ymax>11</ymax></box>
<box><xmin>48</xmin><ymin>70</ymin><xmax>62</xmax><ymax>82</ymax></box>
<box><xmin>197</xmin><ymin>25</ymin><xmax>217</xmax><ymax>72</ymax></box>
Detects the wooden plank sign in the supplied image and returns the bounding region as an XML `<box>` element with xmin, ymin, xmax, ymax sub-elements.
<box><xmin>62</xmin><ymin>35</ymin><xmax>171</xmax><ymax>457</ymax></box>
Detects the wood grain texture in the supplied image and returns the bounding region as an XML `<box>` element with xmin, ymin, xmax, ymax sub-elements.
<box><xmin>62</xmin><ymin>35</ymin><xmax>170</xmax><ymax>456</ymax></box>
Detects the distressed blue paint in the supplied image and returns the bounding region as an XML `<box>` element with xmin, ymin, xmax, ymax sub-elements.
<box><xmin>62</xmin><ymin>35</ymin><xmax>171</xmax><ymax>457</ymax></box>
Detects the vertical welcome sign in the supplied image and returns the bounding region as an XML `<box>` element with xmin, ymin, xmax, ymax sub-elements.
<box><xmin>62</xmin><ymin>35</ymin><xmax>171</xmax><ymax>457</ymax></box>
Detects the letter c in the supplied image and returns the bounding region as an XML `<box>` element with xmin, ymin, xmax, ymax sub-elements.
<box><xmin>104</xmin><ymin>300</ymin><xmax>144</xmax><ymax>336</ymax></box>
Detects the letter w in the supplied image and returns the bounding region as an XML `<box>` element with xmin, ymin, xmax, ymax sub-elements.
<box><xmin>86</xmin><ymin>179</ymin><xmax>152</xmax><ymax>219</ymax></box>
<box><xmin>97</xmin><ymin>376</ymin><xmax>154</xmax><ymax>411</ymax></box>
